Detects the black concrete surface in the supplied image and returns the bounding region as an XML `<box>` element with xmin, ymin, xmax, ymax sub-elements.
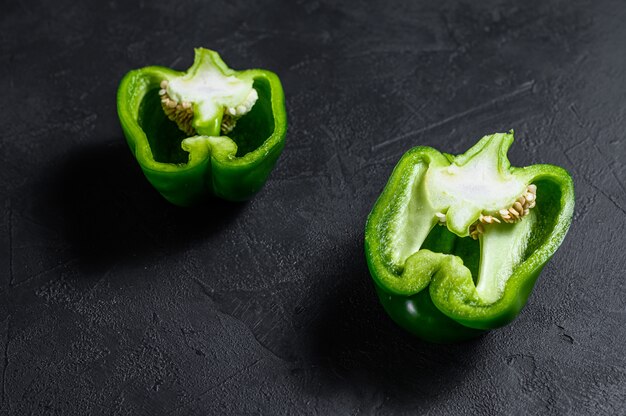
<box><xmin>1</xmin><ymin>0</ymin><xmax>625</xmax><ymax>414</ymax></box>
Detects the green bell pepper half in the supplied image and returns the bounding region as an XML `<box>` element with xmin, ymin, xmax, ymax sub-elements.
<box><xmin>117</xmin><ymin>48</ymin><xmax>287</xmax><ymax>206</ymax></box>
<box><xmin>365</xmin><ymin>132</ymin><xmax>574</xmax><ymax>343</ymax></box>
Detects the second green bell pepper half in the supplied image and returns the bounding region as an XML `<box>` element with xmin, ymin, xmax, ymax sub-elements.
<box><xmin>365</xmin><ymin>132</ymin><xmax>574</xmax><ymax>342</ymax></box>
<box><xmin>117</xmin><ymin>48</ymin><xmax>287</xmax><ymax>206</ymax></box>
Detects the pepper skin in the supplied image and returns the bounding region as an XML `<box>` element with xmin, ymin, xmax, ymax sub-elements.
<box><xmin>365</xmin><ymin>132</ymin><xmax>574</xmax><ymax>343</ymax></box>
<box><xmin>117</xmin><ymin>48</ymin><xmax>287</xmax><ymax>206</ymax></box>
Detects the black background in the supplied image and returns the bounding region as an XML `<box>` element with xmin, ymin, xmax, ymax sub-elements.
<box><xmin>1</xmin><ymin>0</ymin><xmax>625</xmax><ymax>414</ymax></box>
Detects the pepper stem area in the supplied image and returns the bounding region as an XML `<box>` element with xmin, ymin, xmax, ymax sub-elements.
<box><xmin>159</xmin><ymin>79</ymin><xmax>259</xmax><ymax>137</ymax></box>
<box><xmin>157</xmin><ymin>50</ymin><xmax>259</xmax><ymax>138</ymax></box>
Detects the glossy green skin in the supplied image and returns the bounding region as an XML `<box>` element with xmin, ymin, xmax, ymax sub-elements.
<box><xmin>376</xmin><ymin>286</ymin><xmax>484</xmax><ymax>343</ymax></box>
<box><xmin>365</xmin><ymin>135</ymin><xmax>574</xmax><ymax>343</ymax></box>
<box><xmin>117</xmin><ymin>49</ymin><xmax>287</xmax><ymax>206</ymax></box>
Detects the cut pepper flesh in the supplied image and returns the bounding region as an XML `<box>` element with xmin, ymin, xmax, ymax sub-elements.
<box><xmin>160</xmin><ymin>51</ymin><xmax>259</xmax><ymax>136</ymax></box>
<box><xmin>365</xmin><ymin>131</ymin><xmax>574</xmax><ymax>341</ymax></box>
<box><xmin>386</xmin><ymin>133</ymin><xmax>535</xmax><ymax>304</ymax></box>
<box><xmin>116</xmin><ymin>48</ymin><xmax>287</xmax><ymax>206</ymax></box>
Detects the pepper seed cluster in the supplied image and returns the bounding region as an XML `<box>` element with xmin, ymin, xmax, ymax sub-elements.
<box><xmin>498</xmin><ymin>184</ymin><xmax>536</xmax><ymax>224</ymax></box>
<box><xmin>159</xmin><ymin>80</ymin><xmax>258</xmax><ymax>136</ymax></box>
<box><xmin>159</xmin><ymin>80</ymin><xmax>196</xmax><ymax>136</ymax></box>
<box><xmin>469</xmin><ymin>184</ymin><xmax>537</xmax><ymax>240</ymax></box>
<box><xmin>436</xmin><ymin>184</ymin><xmax>538</xmax><ymax>240</ymax></box>
<box><xmin>220</xmin><ymin>89</ymin><xmax>259</xmax><ymax>134</ymax></box>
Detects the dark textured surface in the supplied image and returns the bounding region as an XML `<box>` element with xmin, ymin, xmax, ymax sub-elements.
<box><xmin>1</xmin><ymin>0</ymin><xmax>625</xmax><ymax>414</ymax></box>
